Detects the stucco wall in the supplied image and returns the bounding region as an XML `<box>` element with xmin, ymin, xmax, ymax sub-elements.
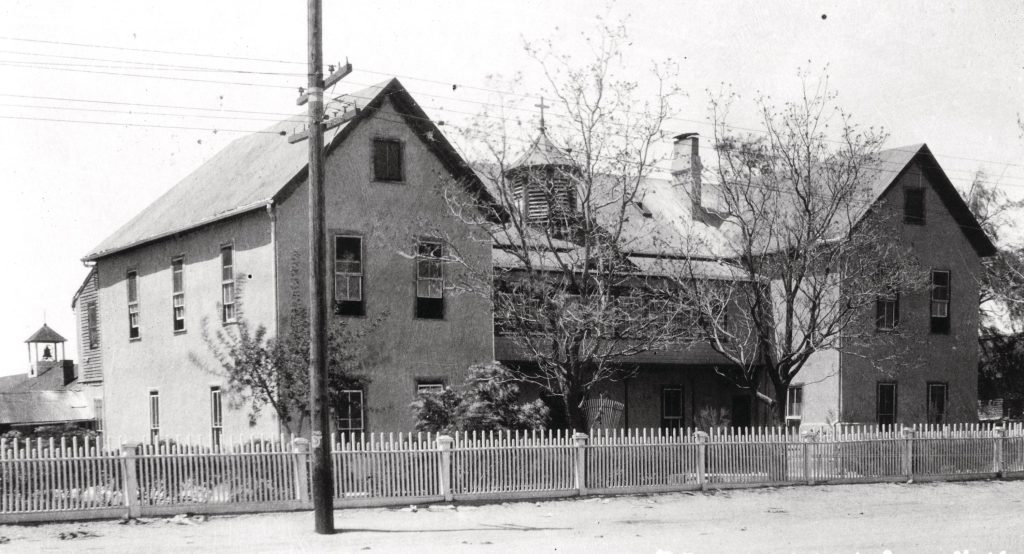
<box><xmin>840</xmin><ymin>161</ymin><xmax>982</xmax><ymax>424</ymax></box>
<box><xmin>274</xmin><ymin>97</ymin><xmax>494</xmax><ymax>432</ymax></box>
<box><xmin>95</xmin><ymin>210</ymin><xmax>279</xmax><ymax>443</ymax></box>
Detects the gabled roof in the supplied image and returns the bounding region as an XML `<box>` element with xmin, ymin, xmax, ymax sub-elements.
<box><xmin>83</xmin><ymin>78</ymin><xmax>488</xmax><ymax>262</ymax></box>
<box><xmin>0</xmin><ymin>364</ymin><xmax>72</xmax><ymax>393</ymax></box>
<box><xmin>866</xmin><ymin>143</ymin><xmax>996</xmax><ymax>257</ymax></box>
<box><xmin>25</xmin><ymin>323</ymin><xmax>67</xmax><ymax>344</ymax></box>
<box><xmin>510</xmin><ymin>131</ymin><xmax>575</xmax><ymax>169</ymax></box>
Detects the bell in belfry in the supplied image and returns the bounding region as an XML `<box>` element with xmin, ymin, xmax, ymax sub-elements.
<box><xmin>42</xmin><ymin>345</ymin><xmax>53</xmax><ymax>360</ymax></box>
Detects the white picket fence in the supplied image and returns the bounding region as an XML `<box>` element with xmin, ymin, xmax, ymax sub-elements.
<box><xmin>2</xmin><ymin>423</ymin><xmax>1023</xmax><ymax>523</ymax></box>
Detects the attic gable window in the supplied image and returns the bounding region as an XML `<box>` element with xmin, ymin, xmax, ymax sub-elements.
<box><xmin>904</xmin><ymin>187</ymin><xmax>925</xmax><ymax>225</ymax></box>
<box><xmin>372</xmin><ymin>139</ymin><xmax>403</xmax><ymax>182</ymax></box>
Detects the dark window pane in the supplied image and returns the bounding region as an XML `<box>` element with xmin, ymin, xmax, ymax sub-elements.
<box><xmin>904</xmin><ymin>188</ymin><xmax>925</xmax><ymax>224</ymax></box>
<box><xmin>373</xmin><ymin>139</ymin><xmax>402</xmax><ymax>181</ymax></box>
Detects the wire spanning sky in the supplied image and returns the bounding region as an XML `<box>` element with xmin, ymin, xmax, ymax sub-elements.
<box><xmin>0</xmin><ymin>0</ymin><xmax>1021</xmax><ymax>376</ymax></box>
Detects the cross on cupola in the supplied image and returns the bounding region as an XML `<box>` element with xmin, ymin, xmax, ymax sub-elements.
<box><xmin>534</xmin><ymin>97</ymin><xmax>550</xmax><ymax>134</ymax></box>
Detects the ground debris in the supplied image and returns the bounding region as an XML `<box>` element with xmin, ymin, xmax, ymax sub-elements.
<box><xmin>0</xmin><ymin>536</ymin><xmax>9</xmax><ymax>544</ymax></box>
<box><xmin>58</xmin><ymin>529</ymin><xmax>99</xmax><ymax>540</ymax></box>
<box><xmin>165</xmin><ymin>514</ymin><xmax>207</xmax><ymax>525</ymax></box>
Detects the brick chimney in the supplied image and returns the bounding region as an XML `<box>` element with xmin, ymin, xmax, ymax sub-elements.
<box><xmin>671</xmin><ymin>133</ymin><xmax>702</xmax><ymax>216</ymax></box>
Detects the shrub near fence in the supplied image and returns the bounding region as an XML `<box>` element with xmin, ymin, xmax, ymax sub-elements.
<box><xmin>1</xmin><ymin>423</ymin><xmax>1023</xmax><ymax>524</ymax></box>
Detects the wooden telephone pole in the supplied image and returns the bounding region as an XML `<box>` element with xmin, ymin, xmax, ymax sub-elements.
<box><xmin>295</xmin><ymin>0</ymin><xmax>352</xmax><ymax>534</ymax></box>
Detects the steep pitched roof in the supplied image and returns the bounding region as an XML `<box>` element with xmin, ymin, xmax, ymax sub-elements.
<box><xmin>83</xmin><ymin>78</ymin><xmax>487</xmax><ymax>262</ymax></box>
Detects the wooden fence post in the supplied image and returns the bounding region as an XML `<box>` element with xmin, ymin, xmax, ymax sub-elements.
<box><xmin>437</xmin><ymin>435</ymin><xmax>453</xmax><ymax>502</ymax></box>
<box><xmin>573</xmin><ymin>432</ymin><xmax>589</xmax><ymax>496</ymax></box>
<box><xmin>694</xmin><ymin>431</ymin><xmax>708</xmax><ymax>491</ymax></box>
<box><xmin>901</xmin><ymin>428</ymin><xmax>915</xmax><ymax>480</ymax></box>
<box><xmin>994</xmin><ymin>426</ymin><xmax>1006</xmax><ymax>478</ymax></box>
<box><xmin>120</xmin><ymin>442</ymin><xmax>141</xmax><ymax>519</ymax></box>
<box><xmin>801</xmin><ymin>430</ymin><xmax>814</xmax><ymax>485</ymax></box>
<box><xmin>292</xmin><ymin>438</ymin><xmax>311</xmax><ymax>503</ymax></box>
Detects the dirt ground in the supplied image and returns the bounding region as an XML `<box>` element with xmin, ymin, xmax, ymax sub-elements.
<box><xmin>2</xmin><ymin>480</ymin><xmax>1023</xmax><ymax>553</ymax></box>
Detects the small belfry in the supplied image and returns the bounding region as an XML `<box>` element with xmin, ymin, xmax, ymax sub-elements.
<box><xmin>506</xmin><ymin>97</ymin><xmax>579</xmax><ymax>233</ymax></box>
<box><xmin>24</xmin><ymin>323</ymin><xmax>70</xmax><ymax>380</ymax></box>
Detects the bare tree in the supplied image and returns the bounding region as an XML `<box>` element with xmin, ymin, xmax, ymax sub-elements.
<box><xmin>437</xmin><ymin>22</ymin><xmax>692</xmax><ymax>431</ymax></box>
<box><xmin>680</xmin><ymin>72</ymin><xmax>929</xmax><ymax>423</ymax></box>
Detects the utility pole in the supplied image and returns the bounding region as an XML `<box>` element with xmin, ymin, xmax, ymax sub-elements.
<box><xmin>294</xmin><ymin>0</ymin><xmax>352</xmax><ymax>535</ymax></box>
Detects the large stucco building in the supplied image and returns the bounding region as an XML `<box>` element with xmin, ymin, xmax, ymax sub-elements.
<box><xmin>73</xmin><ymin>79</ymin><xmax>994</xmax><ymax>442</ymax></box>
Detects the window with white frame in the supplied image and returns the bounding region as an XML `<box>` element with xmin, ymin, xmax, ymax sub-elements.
<box><xmin>334</xmin><ymin>235</ymin><xmax>364</xmax><ymax>316</ymax></box>
<box><xmin>127</xmin><ymin>270</ymin><xmax>140</xmax><ymax>339</ymax></box>
<box><xmin>172</xmin><ymin>257</ymin><xmax>185</xmax><ymax>332</ymax></box>
<box><xmin>930</xmin><ymin>270</ymin><xmax>950</xmax><ymax>334</ymax></box>
<box><xmin>210</xmin><ymin>387</ymin><xmax>223</xmax><ymax>448</ymax></box>
<box><xmin>875</xmin><ymin>292</ymin><xmax>899</xmax><ymax>331</ymax></box>
<box><xmin>415</xmin><ymin>240</ymin><xmax>443</xmax><ymax>319</ymax></box>
<box><xmin>786</xmin><ymin>385</ymin><xmax>803</xmax><ymax>419</ymax></box>
<box><xmin>661</xmin><ymin>387</ymin><xmax>684</xmax><ymax>429</ymax></box>
<box><xmin>149</xmin><ymin>390</ymin><xmax>160</xmax><ymax>444</ymax></box>
<box><xmin>927</xmin><ymin>382</ymin><xmax>947</xmax><ymax>424</ymax></box>
<box><xmin>221</xmin><ymin>246</ymin><xmax>236</xmax><ymax>324</ymax></box>
<box><xmin>416</xmin><ymin>381</ymin><xmax>445</xmax><ymax>395</ymax></box>
<box><xmin>94</xmin><ymin>398</ymin><xmax>103</xmax><ymax>433</ymax></box>
<box><xmin>336</xmin><ymin>389</ymin><xmax>364</xmax><ymax>436</ymax></box>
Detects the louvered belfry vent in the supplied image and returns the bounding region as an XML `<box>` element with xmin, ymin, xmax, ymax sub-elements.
<box><xmin>507</xmin><ymin>131</ymin><xmax>578</xmax><ymax>231</ymax></box>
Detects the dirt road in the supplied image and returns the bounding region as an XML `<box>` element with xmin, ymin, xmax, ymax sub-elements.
<box><xmin>2</xmin><ymin>480</ymin><xmax>1023</xmax><ymax>553</ymax></box>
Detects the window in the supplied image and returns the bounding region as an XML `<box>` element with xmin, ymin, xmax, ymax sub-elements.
<box><xmin>661</xmin><ymin>387</ymin><xmax>684</xmax><ymax>429</ymax></box>
<box><xmin>930</xmin><ymin>270</ymin><xmax>950</xmax><ymax>334</ymax></box>
<box><xmin>336</xmin><ymin>389</ymin><xmax>364</xmax><ymax>437</ymax></box>
<box><xmin>904</xmin><ymin>188</ymin><xmax>925</xmax><ymax>224</ymax></box>
<box><xmin>877</xmin><ymin>382</ymin><xmax>897</xmax><ymax>426</ymax></box>
<box><xmin>334</xmin><ymin>235</ymin><xmax>364</xmax><ymax>316</ymax></box>
<box><xmin>786</xmin><ymin>386</ymin><xmax>803</xmax><ymax>419</ymax></box>
<box><xmin>415</xmin><ymin>240</ymin><xmax>444</xmax><ymax>319</ymax></box>
<box><xmin>94</xmin><ymin>398</ymin><xmax>103</xmax><ymax>434</ymax></box>
<box><xmin>372</xmin><ymin>139</ymin><xmax>403</xmax><ymax>182</ymax></box>
<box><xmin>927</xmin><ymin>383</ymin><xmax>948</xmax><ymax>424</ymax></box>
<box><xmin>127</xmin><ymin>271</ymin><xmax>140</xmax><ymax>339</ymax></box>
<box><xmin>210</xmin><ymin>387</ymin><xmax>223</xmax><ymax>448</ymax></box>
<box><xmin>221</xmin><ymin>246</ymin><xmax>236</xmax><ymax>324</ymax></box>
<box><xmin>172</xmin><ymin>257</ymin><xmax>185</xmax><ymax>332</ymax></box>
<box><xmin>416</xmin><ymin>381</ymin><xmax>445</xmax><ymax>395</ymax></box>
<box><xmin>149</xmin><ymin>391</ymin><xmax>160</xmax><ymax>445</ymax></box>
<box><xmin>86</xmin><ymin>302</ymin><xmax>99</xmax><ymax>348</ymax></box>
<box><xmin>875</xmin><ymin>293</ymin><xmax>899</xmax><ymax>331</ymax></box>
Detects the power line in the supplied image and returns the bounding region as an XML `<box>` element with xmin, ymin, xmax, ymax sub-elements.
<box><xmin>0</xmin><ymin>36</ymin><xmax>304</xmax><ymax>66</ymax></box>
<box><xmin>0</xmin><ymin>52</ymin><xmax>306</xmax><ymax>76</ymax></box>
<box><xmin>2</xmin><ymin>36</ymin><xmax>1021</xmax><ymax>173</ymax></box>
<box><xmin>0</xmin><ymin>114</ymin><xmax>287</xmax><ymax>135</ymax></box>
<box><xmin>0</xmin><ymin>102</ymin><xmax>290</xmax><ymax>123</ymax></box>
<box><xmin>0</xmin><ymin>61</ymin><xmax>296</xmax><ymax>89</ymax></box>
<box><xmin>0</xmin><ymin>92</ymin><xmax>299</xmax><ymax>117</ymax></box>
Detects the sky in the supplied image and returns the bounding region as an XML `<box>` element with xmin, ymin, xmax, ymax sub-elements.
<box><xmin>0</xmin><ymin>1</ymin><xmax>1022</xmax><ymax>377</ymax></box>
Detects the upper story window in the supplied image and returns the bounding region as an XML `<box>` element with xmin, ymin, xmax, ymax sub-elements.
<box><xmin>877</xmin><ymin>382</ymin><xmax>897</xmax><ymax>426</ymax></box>
<box><xmin>930</xmin><ymin>270</ymin><xmax>950</xmax><ymax>334</ymax></box>
<box><xmin>127</xmin><ymin>270</ymin><xmax>140</xmax><ymax>340</ymax></box>
<box><xmin>221</xmin><ymin>246</ymin><xmax>236</xmax><ymax>324</ymax></box>
<box><xmin>875</xmin><ymin>292</ymin><xmax>899</xmax><ymax>331</ymax></box>
<box><xmin>334</xmin><ymin>235</ymin><xmax>365</xmax><ymax>316</ymax></box>
<box><xmin>786</xmin><ymin>385</ymin><xmax>803</xmax><ymax>420</ymax></box>
<box><xmin>172</xmin><ymin>257</ymin><xmax>185</xmax><ymax>332</ymax></box>
<box><xmin>372</xmin><ymin>139</ymin><xmax>403</xmax><ymax>182</ymax></box>
<box><xmin>416</xmin><ymin>381</ymin><xmax>445</xmax><ymax>395</ymax></box>
<box><xmin>415</xmin><ymin>240</ymin><xmax>444</xmax><ymax>319</ymax></box>
<box><xmin>86</xmin><ymin>302</ymin><xmax>99</xmax><ymax>348</ymax></box>
<box><xmin>904</xmin><ymin>187</ymin><xmax>925</xmax><ymax>225</ymax></box>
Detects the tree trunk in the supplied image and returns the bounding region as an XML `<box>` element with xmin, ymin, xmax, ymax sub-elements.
<box><xmin>771</xmin><ymin>380</ymin><xmax>790</xmax><ymax>427</ymax></box>
<box><xmin>563</xmin><ymin>389</ymin><xmax>589</xmax><ymax>433</ymax></box>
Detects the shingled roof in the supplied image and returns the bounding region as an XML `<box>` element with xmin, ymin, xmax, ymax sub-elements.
<box><xmin>25</xmin><ymin>323</ymin><xmax>67</xmax><ymax>344</ymax></box>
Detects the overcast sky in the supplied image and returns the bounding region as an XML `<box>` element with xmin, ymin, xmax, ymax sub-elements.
<box><xmin>0</xmin><ymin>1</ymin><xmax>1021</xmax><ymax>377</ymax></box>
